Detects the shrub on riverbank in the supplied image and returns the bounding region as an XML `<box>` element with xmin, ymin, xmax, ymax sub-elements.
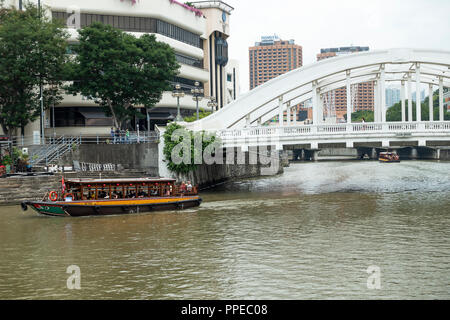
<box><xmin>163</xmin><ymin>122</ymin><xmax>218</xmax><ymax>174</ymax></box>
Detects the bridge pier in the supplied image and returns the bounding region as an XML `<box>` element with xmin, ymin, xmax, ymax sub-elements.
<box><xmin>371</xmin><ymin>148</ymin><xmax>377</xmax><ymax>159</ymax></box>
<box><xmin>356</xmin><ymin>147</ymin><xmax>378</xmax><ymax>160</ymax></box>
<box><xmin>410</xmin><ymin>147</ymin><xmax>419</xmax><ymax>160</ymax></box>
<box><xmin>303</xmin><ymin>149</ymin><xmax>320</xmax><ymax>161</ymax></box>
<box><xmin>280</xmin><ymin>150</ymin><xmax>290</xmax><ymax>167</ymax></box>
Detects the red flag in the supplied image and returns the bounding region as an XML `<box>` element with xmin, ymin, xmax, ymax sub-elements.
<box><xmin>61</xmin><ymin>177</ymin><xmax>66</xmax><ymax>194</ymax></box>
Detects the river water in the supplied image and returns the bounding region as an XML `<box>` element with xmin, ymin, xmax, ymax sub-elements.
<box><xmin>0</xmin><ymin>160</ymin><xmax>449</xmax><ymax>300</ymax></box>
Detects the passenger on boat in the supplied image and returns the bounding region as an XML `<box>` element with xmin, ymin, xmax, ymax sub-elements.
<box><xmin>165</xmin><ymin>184</ymin><xmax>172</xmax><ymax>196</ymax></box>
<box><xmin>186</xmin><ymin>181</ymin><xmax>193</xmax><ymax>193</ymax></box>
<box><xmin>180</xmin><ymin>181</ymin><xmax>187</xmax><ymax>194</ymax></box>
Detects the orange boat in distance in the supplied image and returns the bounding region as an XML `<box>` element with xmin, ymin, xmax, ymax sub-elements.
<box><xmin>20</xmin><ymin>177</ymin><xmax>202</xmax><ymax>217</ymax></box>
<box><xmin>379</xmin><ymin>152</ymin><xmax>400</xmax><ymax>163</ymax></box>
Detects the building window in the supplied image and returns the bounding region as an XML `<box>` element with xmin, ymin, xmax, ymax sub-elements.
<box><xmin>52</xmin><ymin>11</ymin><xmax>201</xmax><ymax>48</ymax></box>
<box><xmin>175</xmin><ymin>53</ymin><xmax>203</xmax><ymax>69</ymax></box>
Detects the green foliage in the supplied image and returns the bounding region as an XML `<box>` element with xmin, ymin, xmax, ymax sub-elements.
<box><xmin>163</xmin><ymin>122</ymin><xmax>218</xmax><ymax>174</ymax></box>
<box><xmin>351</xmin><ymin>110</ymin><xmax>374</xmax><ymax>122</ymax></box>
<box><xmin>387</xmin><ymin>91</ymin><xmax>450</xmax><ymax>121</ymax></box>
<box><xmin>183</xmin><ymin>111</ymin><xmax>212</xmax><ymax>122</ymax></box>
<box><xmin>1</xmin><ymin>155</ymin><xmax>12</xmax><ymax>166</ymax></box>
<box><xmin>0</xmin><ymin>3</ymin><xmax>69</xmax><ymax>136</ymax></box>
<box><xmin>66</xmin><ymin>23</ymin><xmax>180</xmax><ymax>129</ymax></box>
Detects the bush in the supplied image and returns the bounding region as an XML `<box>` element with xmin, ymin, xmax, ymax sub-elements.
<box><xmin>163</xmin><ymin>122</ymin><xmax>218</xmax><ymax>174</ymax></box>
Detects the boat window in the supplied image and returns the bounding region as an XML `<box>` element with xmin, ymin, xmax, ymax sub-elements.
<box><xmin>126</xmin><ymin>184</ymin><xmax>137</xmax><ymax>198</ymax></box>
<box><xmin>111</xmin><ymin>185</ymin><xmax>123</xmax><ymax>199</ymax></box>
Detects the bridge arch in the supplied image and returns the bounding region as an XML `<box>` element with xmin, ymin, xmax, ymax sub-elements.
<box><xmin>186</xmin><ymin>48</ymin><xmax>450</xmax><ymax>131</ymax></box>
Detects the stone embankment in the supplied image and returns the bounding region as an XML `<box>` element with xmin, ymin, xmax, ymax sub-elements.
<box><xmin>0</xmin><ymin>175</ymin><xmax>61</xmax><ymax>205</ymax></box>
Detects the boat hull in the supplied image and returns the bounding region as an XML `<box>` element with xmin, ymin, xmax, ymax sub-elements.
<box><xmin>22</xmin><ymin>197</ymin><xmax>202</xmax><ymax>217</ymax></box>
<box><xmin>379</xmin><ymin>158</ymin><xmax>401</xmax><ymax>163</ymax></box>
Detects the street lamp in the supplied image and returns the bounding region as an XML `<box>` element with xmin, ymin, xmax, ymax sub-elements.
<box><xmin>191</xmin><ymin>81</ymin><xmax>204</xmax><ymax>121</ymax></box>
<box><xmin>172</xmin><ymin>83</ymin><xmax>185</xmax><ymax>122</ymax></box>
<box><xmin>207</xmin><ymin>97</ymin><xmax>218</xmax><ymax>114</ymax></box>
<box><xmin>38</xmin><ymin>0</ymin><xmax>44</xmax><ymax>145</ymax></box>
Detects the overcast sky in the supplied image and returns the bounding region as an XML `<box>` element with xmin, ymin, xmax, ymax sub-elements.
<box><xmin>225</xmin><ymin>0</ymin><xmax>450</xmax><ymax>94</ymax></box>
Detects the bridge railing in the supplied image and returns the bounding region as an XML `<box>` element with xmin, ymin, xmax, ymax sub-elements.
<box><xmin>217</xmin><ymin>121</ymin><xmax>450</xmax><ymax>140</ymax></box>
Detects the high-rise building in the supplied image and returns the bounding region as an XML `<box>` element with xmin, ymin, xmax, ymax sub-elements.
<box><xmin>249</xmin><ymin>35</ymin><xmax>303</xmax><ymax>90</ymax></box>
<box><xmin>412</xmin><ymin>90</ymin><xmax>426</xmax><ymax>103</ymax></box>
<box><xmin>1</xmin><ymin>0</ymin><xmax>236</xmax><ymax>136</ymax></box>
<box><xmin>317</xmin><ymin>46</ymin><xmax>374</xmax><ymax>122</ymax></box>
<box><xmin>249</xmin><ymin>36</ymin><xmax>304</xmax><ymax>123</ymax></box>
<box><xmin>386</xmin><ymin>86</ymin><xmax>401</xmax><ymax>108</ymax></box>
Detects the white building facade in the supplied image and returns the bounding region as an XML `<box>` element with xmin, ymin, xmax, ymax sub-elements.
<box><xmin>1</xmin><ymin>0</ymin><xmax>236</xmax><ymax>137</ymax></box>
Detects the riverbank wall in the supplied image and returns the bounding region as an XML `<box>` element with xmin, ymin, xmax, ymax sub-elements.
<box><xmin>0</xmin><ymin>175</ymin><xmax>61</xmax><ymax>204</ymax></box>
<box><xmin>158</xmin><ymin>146</ymin><xmax>284</xmax><ymax>188</ymax></box>
<box><xmin>0</xmin><ymin>139</ymin><xmax>285</xmax><ymax>204</ymax></box>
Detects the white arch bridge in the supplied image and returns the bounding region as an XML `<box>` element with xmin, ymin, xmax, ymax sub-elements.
<box><xmin>185</xmin><ymin>48</ymin><xmax>450</xmax><ymax>150</ymax></box>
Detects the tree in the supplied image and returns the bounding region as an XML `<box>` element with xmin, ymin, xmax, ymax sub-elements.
<box><xmin>163</xmin><ymin>122</ymin><xmax>218</xmax><ymax>174</ymax></box>
<box><xmin>67</xmin><ymin>23</ymin><xmax>180</xmax><ymax>129</ymax></box>
<box><xmin>0</xmin><ymin>2</ymin><xmax>69</xmax><ymax>137</ymax></box>
<box><xmin>184</xmin><ymin>111</ymin><xmax>212</xmax><ymax>122</ymax></box>
<box><xmin>386</xmin><ymin>91</ymin><xmax>450</xmax><ymax>122</ymax></box>
<box><xmin>350</xmin><ymin>110</ymin><xmax>374</xmax><ymax>122</ymax></box>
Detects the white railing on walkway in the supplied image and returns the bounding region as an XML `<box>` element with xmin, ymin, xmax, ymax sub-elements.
<box><xmin>217</xmin><ymin>121</ymin><xmax>450</xmax><ymax>140</ymax></box>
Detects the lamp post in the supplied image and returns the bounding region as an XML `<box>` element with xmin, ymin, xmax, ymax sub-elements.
<box><xmin>207</xmin><ymin>97</ymin><xmax>217</xmax><ymax>114</ymax></box>
<box><xmin>191</xmin><ymin>81</ymin><xmax>204</xmax><ymax>121</ymax></box>
<box><xmin>172</xmin><ymin>83</ymin><xmax>185</xmax><ymax>122</ymax></box>
<box><xmin>38</xmin><ymin>0</ymin><xmax>45</xmax><ymax>144</ymax></box>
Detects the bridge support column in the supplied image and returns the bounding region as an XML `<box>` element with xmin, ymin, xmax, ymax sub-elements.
<box><xmin>416</xmin><ymin>63</ymin><xmax>422</xmax><ymax>122</ymax></box>
<box><xmin>304</xmin><ymin>149</ymin><xmax>319</xmax><ymax>161</ymax></box>
<box><xmin>401</xmin><ymin>80</ymin><xmax>406</xmax><ymax>122</ymax></box>
<box><xmin>408</xmin><ymin>73</ymin><xmax>413</xmax><ymax>121</ymax></box>
<box><xmin>371</xmin><ymin>148</ymin><xmax>377</xmax><ymax>160</ymax></box>
<box><xmin>319</xmin><ymin>94</ymin><xmax>325</xmax><ymax>124</ymax></box>
<box><xmin>439</xmin><ymin>77</ymin><xmax>444</xmax><ymax>121</ymax></box>
<box><xmin>312</xmin><ymin>81</ymin><xmax>319</xmax><ymax>125</ymax></box>
<box><xmin>311</xmin><ymin>150</ymin><xmax>319</xmax><ymax>161</ymax></box>
<box><xmin>346</xmin><ymin>70</ymin><xmax>351</xmax><ymax>124</ymax></box>
<box><xmin>245</xmin><ymin>115</ymin><xmax>250</xmax><ymax>127</ymax></box>
<box><xmin>278</xmin><ymin>96</ymin><xmax>284</xmax><ymax>126</ymax></box>
<box><xmin>380</xmin><ymin>65</ymin><xmax>386</xmax><ymax>123</ymax></box>
<box><xmin>374</xmin><ymin>81</ymin><xmax>379</xmax><ymax>122</ymax></box>
<box><xmin>286</xmin><ymin>101</ymin><xmax>291</xmax><ymax>126</ymax></box>
<box><xmin>292</xmin><ymin>105</ymin><xmax>297</xmax><ymax>126</ymax></box>
<box><xmin>429</xmin><ymin>83</ymin><xmax>433</xmax><ymax>122</ymax></box>
<box><xmin>410</xmin><ymin>147</ymin><xmax>418</xmax><ymax>159</ymax></box>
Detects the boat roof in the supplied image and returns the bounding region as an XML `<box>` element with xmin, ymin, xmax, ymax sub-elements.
<box><xmin>65</xmin><ymin>177</ymin><xmax>176</xmax><ymax>184</ymax></box>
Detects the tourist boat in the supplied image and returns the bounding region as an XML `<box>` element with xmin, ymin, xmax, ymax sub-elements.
<box><xmin>20</xmin><ymin>177</ymin><xmax>202</xmax><ymax>217</ymax></box>
<box><xmin>379</xmin><ymin>152</ymin><xmax>400</xmax><ymax>163</ymax></box>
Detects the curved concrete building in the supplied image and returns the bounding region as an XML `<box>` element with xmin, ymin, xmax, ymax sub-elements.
<box><xmin>2</xmin><ymin>0</ymin><xmax>236</xmax><ymax>137</ymax></box>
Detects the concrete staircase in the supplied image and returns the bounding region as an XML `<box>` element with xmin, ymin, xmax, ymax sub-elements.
<box><xmin>29</xmin><ymin>136</ymin><xmax>81</xmax><ymax>166</ymax></box>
